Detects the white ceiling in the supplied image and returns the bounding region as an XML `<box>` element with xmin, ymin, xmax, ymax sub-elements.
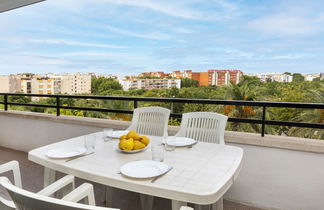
<box><xmin>0</xmin><ymin>0</ymin><xmax>45</xmax><ymax>13</ymax></box>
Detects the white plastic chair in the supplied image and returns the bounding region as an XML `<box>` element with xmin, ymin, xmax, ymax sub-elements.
<box><xmin>0</xmin><ymin>177</ymin><xmax>118</xmax><ymax>210</ymax></box>
<box><xmin>1</xmin><ymin>161</ymin><xmax>192</xmax><ymax>210</ymax></box>
<box><xmin>128</xmin><ymin>106</ymin><xmax>171</xmax><ymax>137</ymax></box>
<box><xmin>0</xmin><ymin>161</ymin><xmax>102</xmax><ymax>210</ymax></box>
<box><xmin>176</xmin><ymin>112</ymin><xmax>228</xmax><ymax>144</ymax></box>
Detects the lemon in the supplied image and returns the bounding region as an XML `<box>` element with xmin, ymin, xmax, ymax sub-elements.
<box><xmin>119</xmin><ymin>138</ymin><xmax>134</xmax><ymax>151</ymax></box>
<box><xmin>126</xmin><ymin>130</ymin><xmax>136</xmax><ymax>139</ymax></box>
<box><xmin>119</xmin><ymin>135</ymin><xmax>127</xmax><ymax>140</ymax></box>
<box><xmin>133</xmin><ymin>132</ymin><xmax>141</xmax><ymax>140</ymax></box>
<box><xmin>140</xmin><ymin>136</ymin><xmax>150</xmax><ymax>146</ymax></box>
<box><xmin>133</xmin><ymin>140</ymin><xmax>146</xmax><ymax>150</ymax></box>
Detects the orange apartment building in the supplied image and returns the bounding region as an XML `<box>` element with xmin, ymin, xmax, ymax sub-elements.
<box><xmin>207</xmin><ymin>70</ymin><xmax>243</xmax><ymax>86</ymax></box>
<box><xmin>169</xmin><ymin>69</ymin><xmax>243</xmax><ymax>86</ymax></box>
<box><xmin>137</xmin><ymin>70</ymin><xmax>243</xmax><ymax>86</ymax></box>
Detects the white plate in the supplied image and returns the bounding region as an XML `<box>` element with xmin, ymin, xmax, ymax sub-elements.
<box><xmin>116</xmin><ymin>146</ymin><xmax>148</xmax><ymax>154</ymax></box>
<box><xmin>109</xmin><ymin>130</ymin><xmax>128</xmax><ymax>138</ymax></box>
<box><xmin>162</xmin><ymin>137</ymin><xmax>197</xmax><ymax>147</ymax></box>
<box><xmin>120</xmin><ymin>160</ymin><xmax>169</xmax><ymax>178</ymax></box>
<box><xmin>46</xmin><ymin>147</ymin><xmax>87</xmax><ymax>159</ymax></box>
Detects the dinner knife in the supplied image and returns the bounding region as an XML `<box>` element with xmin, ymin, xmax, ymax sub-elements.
<box><xmin>65</xmin><ymin>152</ymin><xmax>94</xmax><ymax>162</ymax></box>
<box><xmin>151</xmin><ymin>166</ymin><xmax>173</xmax><ymax>183</ymax></box>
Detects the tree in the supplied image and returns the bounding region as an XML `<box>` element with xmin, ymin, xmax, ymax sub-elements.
<box><xmin>292</xmin><ymin>73</ymin><xmax>304</xmax><ymax>82</ymax></box>
<box><xmin>92</xmin><ymin>77</ymin><xmax>122</xmax><ymax>94</ymax></box>
<box><xmin>223</xmin><ymin>78</ymin><xmax>275</xmax><ymax>134</ymax></box>
<box><xmin>181</xmin><ymin>78</ymin><xmax>199</xmax><ymax>88</ymax></box>
<box><xmin>287</xmin><ymin>83</ymin><xmax>324</xmax><ymax>139</ymax></box>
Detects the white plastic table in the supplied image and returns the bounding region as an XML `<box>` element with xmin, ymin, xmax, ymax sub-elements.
<box><xmin>28</xmin><ymin>132</ymin><xmax>243</xmax><ymax>210</ymax></box>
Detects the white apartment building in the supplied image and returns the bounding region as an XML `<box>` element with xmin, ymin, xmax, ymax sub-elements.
<box><xmin>303</xmin><ymin>73</ymin><xmax>320</xmax><ymax>81</ymax></box>
<box><xmin>60</xmin><ymin>73</ymin><xmax>92</xmax><ymax>94</ymax></box>
<box><xmin>0</xmin><ymin>75</ymin><xmax>21</xmax><ymax>93</ymax></box>
<box><xmin>249</xmin><ymin>73</ymin><xmax>293</xmax><ymax>82</ymax></box>
<box><xmin>122</xmin><ymin>79</ymin><xmax>181</xmax><ymax>90</ymax></box>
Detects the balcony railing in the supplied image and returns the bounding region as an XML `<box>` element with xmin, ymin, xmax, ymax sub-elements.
<box><xmin>0</xmin><ymin>93</ymin><xmax>323</xmax><ymax>137</ymax></box>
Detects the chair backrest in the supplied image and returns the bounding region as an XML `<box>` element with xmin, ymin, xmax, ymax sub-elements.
<box><xmin>128</xmin><ymin>107</ymin><xmax>170</xmax><ymax>137</ymax></box>
<box><xmin>0</xmin><ymin>161</ymin><xmax>22</xmax><ymax>210</ymax></box>
<box><xmin>176</xmin><ymin>112</ymin><xmax>228</xmax><ymax>144</ymax></box>
<box><xmin>0</xmin><ymin>161</ymin><xmax>22</xmax><ymax>188</ymax></box>
<box><xmin>0</xmin><ymin>177</ymin><xmax>117</xmax><ymax>210</ymax></box>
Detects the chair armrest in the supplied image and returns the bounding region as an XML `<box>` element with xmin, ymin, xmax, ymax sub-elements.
<box><xmin>0</xmin><ymin>197</ymin><xmax>16</xmax><ymax>209</ymax></box>
<box><xmin>0</xmin><ymin>161</ymin><xmax>22</xmax><ymax>188</ymax></box>
<box><xmin>62</xmin><ymin>183</ymin><xmax>96</xmax><ymax>206</ymax></box>
<box><xmin>37</xmin><ymin>175</ymin><xmax>75</xmax><ymax>197</ymax></box>
<box><xmin>180</xmin><ymin>207</ymin><xmax>193</xmax><ymax>210</ymax></box>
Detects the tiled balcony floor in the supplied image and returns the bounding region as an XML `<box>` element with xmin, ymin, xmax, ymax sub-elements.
<box><xmin>0</xmin><ymin>146</ymin><xmax>263</xmax><ymax>210</ymax></box>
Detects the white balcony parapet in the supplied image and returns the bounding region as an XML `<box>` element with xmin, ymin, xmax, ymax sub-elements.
<box><xmin>1</xmin><ymin>110</ymin><xmax>324</xmax><ymax>210</ymax></box>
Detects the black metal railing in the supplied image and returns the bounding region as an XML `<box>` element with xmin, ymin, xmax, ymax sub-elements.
<box><xmin>0</xmin><ymin>93</ymin><xmax>323</xmax><ymax>137</ymax></box>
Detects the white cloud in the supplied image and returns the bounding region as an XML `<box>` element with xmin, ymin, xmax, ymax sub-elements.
<box><xmin>100</xmin><ymin>0</ymin><xmax>199</xmax><ymax>19</ymax></box>
<box><xmin>62</xmin><ymin>51</ymin><xmax>151</xmax><ymax>60</ymax></box>
<box><xmin>249</xmin><ymin>13</ymin><xmax>323</xmax><ymax>36</ymax></box>
<box><xmin>29</xmin><ymin>39</ymin><xmax>127</xmax><ymax>48</ymax></box>
<box><xmin>101</xmin><ymin>24</ymin><xmax>171</xmax><ymax>40</ymax></box>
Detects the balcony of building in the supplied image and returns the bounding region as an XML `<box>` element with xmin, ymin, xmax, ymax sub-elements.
<box><xmin>0</xmin><ymin>93</ymin><xmax>323</xmax><ymax>210</ymax></box>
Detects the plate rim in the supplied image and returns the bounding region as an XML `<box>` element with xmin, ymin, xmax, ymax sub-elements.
<box><xmin>106</xmin><ymin>130</ymin><xmax>129</xmax><ymax>138</ymax></box>
<box><xmin>46</xmin><ymin>146</ymin><xmax>87</xmax><ymax>159</ymax></box>
<box><xmin>163</xmin><ymin>137</ymin><xmax>197</xmax><ymax>147</ymax></box>
<box><xmin>115</xmin><ymin>145</ymin><xmax>148</xmax><ymax>154</ymax></box>
<box><xmin>120</xmin><ymin>160</ymin><xmax>169</xmax><ymax>178</ymax></box>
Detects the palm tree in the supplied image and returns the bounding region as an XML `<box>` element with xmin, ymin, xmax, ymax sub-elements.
<box><xmin>224</xmin><ymin>78</ymin><xmax>274</xmax><ymax>134</ymax></box>
<box><xmin>288</xmin><ymin>83</ymin><xmax>324</xmax><ymax>139</ymax></box>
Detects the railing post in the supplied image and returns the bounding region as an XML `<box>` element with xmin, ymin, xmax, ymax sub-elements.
<box><xmin>261</xmin><ymin>106</ymin><xmax>266</xmax><ymax>137</ymax></box>
<box><xmin>56</xmin><ymin>96</ymin><xmax>60</xmax><ymax>116</ymax></box>
<box><xmin>4</xmin><ymin>94</ymin><xmax>8</xmax><ymax>111</ymax></box>
<box><xmin>134</xmin><ymin>100</ymin><xmax>138</xmax><ymax>109</ymax></box>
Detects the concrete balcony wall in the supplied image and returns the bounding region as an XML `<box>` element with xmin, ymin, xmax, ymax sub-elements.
<box><xmin>1</xmin><ymin>110</ymin><xmax>324</xmax><ymax>210</ymax></box>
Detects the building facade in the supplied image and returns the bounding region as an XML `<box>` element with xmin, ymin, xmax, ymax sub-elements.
<box><xmin>0</xmin><ymin>75</ymin><xmax>21</xmax><ymax>93</ymax></box>
<box><xmin>248</xmin><ymin>73</ymin><xmax>293</xmax><ymax>82</ymax></box>
<box><xmin>169</xmin><ymin>69</ymin><xmax>243</xmax><ymax>86</ymax></box>
<box><xmin>60</xmin><ymin>73</ymin><xmax>92</xmax><ymax>94</ymax></box>
<box><xmin>31</xmin><ymin>77</ymin><xmax>61</xmax><ymax>95</ymax></box>
<box><xmin>122</xmin><ymin>79</ymin><xmax>181</xmax><ymax>90</ymax></box>
<box><xmin>208</xmin><ymin>70</ymin><xmax>243</xmax><ymax>86</ymax></box>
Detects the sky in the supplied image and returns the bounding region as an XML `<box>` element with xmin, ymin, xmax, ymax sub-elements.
<box><xmin>0</xmin><ymin>0</ymin><xmax>324</xmax><ymax>76</ymax></box>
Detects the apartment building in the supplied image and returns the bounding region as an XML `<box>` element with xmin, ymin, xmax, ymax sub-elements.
<box><xmin>122</xmin><ymin>79</ymin><xmax>181</xmax><ymax>90</ymax></box>
<box><xmin>20</xmin><ymin>73</ymin><xmax>35</xmax><ymax>93</ymax></box>
<box><xmin>249</xmin><ymin>73</ymin><xmax>293</xmax><ymax>82</ymax></box>
<box><xmin>0</xmin><ymin>75</ymin><xmax>21</xmax><ymax>93</ymax></box>
<box><xmin>1</xmin><ymin>73</ymin><xmax>91</xmax><ymax>95</ymax></box>
<box><xmin>139</xmin><ymin>72</ymin><xmax>168</xmax><ymax>78</ymax></box>
<box><xmin>303</xmin><ymin>73</ymin><xmax>320</xmax><ymax>81</ymax></box>
<box><xmin>31</xmin><ymin>77</ymin><xmax>61</xmax><ymax>95</ymax></box>
<box><xmin>60</xmin><ymin>73</ymin><xmax>91</xmax><ymax>94</ymax></box>
<box><xmin>170</xmin><ymin>69</ymin><xmax>243</xmax><ymax>86</ymax></box>
<box><xmin>208</xmin><ymin>70</ymin><xmax>243</xmax><ymax>86</ymax></box>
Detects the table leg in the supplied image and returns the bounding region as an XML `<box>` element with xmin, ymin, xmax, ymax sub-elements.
<box><xmin>43</xmin><ymin>167</ymin><xmax>56</xmax><ymax>187</ymax></box>
<box><xmin>105</xmin><ymin>186</ymin><xmax>113</xmax><ymax>207</ymax></box>
<box><xmin>140</xmin><ymin>194</ymin><xmax>154</xmax><ymax>210</ymax></box>
<box><xmin>211</xmin><ymin>197</ymin><xmax>223</xmax><ymax>210</ymax></box>
<box><xmin>172</xmin><ymin>200</ymin><xmax>187</xmax><ymax>210</ymax></box>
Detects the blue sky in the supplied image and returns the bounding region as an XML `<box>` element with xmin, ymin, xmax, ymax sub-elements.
<box><xmin>0</xmin><ymin>0</ymin><xmax>324</xmax><ymax>75</ymax></box>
